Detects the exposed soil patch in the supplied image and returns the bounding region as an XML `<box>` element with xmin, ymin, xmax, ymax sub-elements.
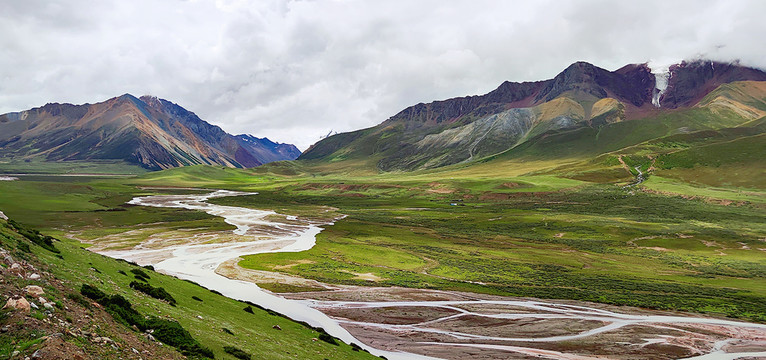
<box><xmin>284</xmin><ymin>286</ymin><xmax>766</xmax><ymax>360</ymax></box>
<box><xmin>0</xmin><ymin>246</ymin><xmax>183</xmax><ymax>360</ymax></box>
<box><xmin>323</xmin><ymin>306</ymin><xmax>462</xmax><ymax>325</ymax></box>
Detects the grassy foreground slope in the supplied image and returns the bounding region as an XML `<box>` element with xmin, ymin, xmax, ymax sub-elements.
<box><xmin>0</xmin><ymin>185</ymin><xmax>380</xmax><ymax>360</ymax></box>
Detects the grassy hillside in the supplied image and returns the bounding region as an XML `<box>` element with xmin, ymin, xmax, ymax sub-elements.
<box><xmin>0</xmin><ymin>206</ymin><xmax>380</xmax><ymax>360</ymax></box>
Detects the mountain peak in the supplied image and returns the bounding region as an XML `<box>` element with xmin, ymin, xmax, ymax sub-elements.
<box><xmin>301</xmin><ymin>58</ymin><xmax>766</xmax><ymax>172</ymax></box>
<box><xmin>0</xmin><ymin>95</ymin><xmax>301</xmax><ymax>170</ymax></box>
<box><xmin>535</xmin><ymin>61</ymin><xmax>653</xmax><ymax>106</ymax></box>
<box><xmin>660</xmin><ymin>59</ymin><xmax>766</xmax><ymax>108</ymax></box>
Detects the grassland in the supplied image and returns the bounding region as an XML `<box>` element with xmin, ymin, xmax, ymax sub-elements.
<box><xmin>0</xmin><ymin>159</ymin><xmax>147</xmax><ymax>175</ymax></box>
<box><xmin>1</xmin><ymin>159</ymin><xmax>764</xmax><ymax>330</ymax></box>
<box><xmin>220</xmin><ymin>176</ymin><xmax>766</xmax><ymax>322</ymax></box>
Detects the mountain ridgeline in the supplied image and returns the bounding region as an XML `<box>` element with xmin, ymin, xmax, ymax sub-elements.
<box><xmin>0</xmin><ymin>95</ymin><xmax>300</xmax><ymax>170</ymax></box>
<box><xmin>300</xmin><ymin>60</ymin><xmax>766</xmax><ymax>171</ymax></box>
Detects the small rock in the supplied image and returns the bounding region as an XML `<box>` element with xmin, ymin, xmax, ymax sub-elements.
<box><xmin>1</xmin><ymin>325</ymin><xmax>9</xmax><ymax>332</ymax></box>
<box><xmin>11</xmin><ymin>351</ymin><xmax>19</xmax><ymax>357</ymax></box>
<box><xmin>30</xmin><ymin>302</ymin><xmax>39</xmax><ymax>309</ymax></box>
<box><xmin>196</xmin><ymin>315</ymin><xmax>203</xmax><ymax>320</ymax></box>
<box><xmin>31</xmin><ymin>350</ymin><xmax>42</xmax><ymax>359</ymax></box>
<box><xmin>312</xmin><ymin>337</ymin><xmax>318</xmax><ymax>341</ymax></box>
<box><xmin>272</xmin><ymin>325</ymin><xmax>282</xmax><ymax>330</ymax></box>
<box><xmin>24</xmin><ymin>285</ymin><xmax>45</xmax><ymax>297</ymax></box>
<box><xmin>10</xmin><ymin>263</ymin><xmax>22</xmax><ymax>273</ymax></box>
<box><xmin>38</xmin><ymin>297</ymin><xmax>47</xmax><ymax>304</ymax></box>
<box><xmin>43</xmin><ymin>302</ymin><xmax>55</xmax><ymax>311</ymax></box>
<box><xmin>28</xmin><ymin>273</ymin><xmax>41</xmax><ymax>280</ymax></box>
<box><xmin>132</xmin><ymin>348</ymin><xmax>139</xmax><ymax>354</ymax></box>
<box><xmin>3</xmin><ymin>296</ymin><xmax>31</xmax><ymax>313</ymax></box>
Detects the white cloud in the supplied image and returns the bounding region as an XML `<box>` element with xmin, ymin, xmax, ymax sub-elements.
<box><xmin>1</xmin><ymin>0</ymin><xmax>764</xmax><ymax>150</ymax></box>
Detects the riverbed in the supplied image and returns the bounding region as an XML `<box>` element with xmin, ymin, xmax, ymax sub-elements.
<box><xmin>95</xmin><ymin>190</ymin><xmax>766</xmax><ymax>360</ymax></box>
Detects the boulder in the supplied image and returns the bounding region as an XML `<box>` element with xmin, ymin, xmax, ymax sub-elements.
<box><xmin>3</xmin><ymin>296</ymin><xmax>31</xmax><ymax>313</ymax></box>
<box><xmin>24</xmin><ymin>285</ymin><xmax>45</xmax><ymax>297</ymax></box>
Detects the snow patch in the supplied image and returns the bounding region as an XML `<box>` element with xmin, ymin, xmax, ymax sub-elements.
<box><xmin>649</xmin><ymin>62</ymin><xmax>672</xmax><ymax>107</ymax></box>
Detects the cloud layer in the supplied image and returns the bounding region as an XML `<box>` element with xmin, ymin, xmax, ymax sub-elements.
<box><xmin>1</xmin><ymin>0</ymin><xmax>764</xmax><ymax>149</ymax></box>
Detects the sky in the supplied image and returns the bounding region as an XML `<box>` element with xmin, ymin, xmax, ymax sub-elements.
<box><xmin>1</xmin><ymin>0</ymin><xmax>765</xmax><ymax>150</ymax></box>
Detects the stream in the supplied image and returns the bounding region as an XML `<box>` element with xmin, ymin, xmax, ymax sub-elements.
<box><xmin>97</xmin><ymin>190</ymin><xmax>766</xmax><ymax>360</ymax></box>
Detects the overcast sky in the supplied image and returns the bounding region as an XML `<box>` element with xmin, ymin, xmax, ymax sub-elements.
<box><xmin>1</xmin><ymin>0</ymin><xmax>764</xmax><ymax>150</ymax></box>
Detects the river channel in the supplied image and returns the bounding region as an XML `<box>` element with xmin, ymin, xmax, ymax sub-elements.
<box><xmin>96</xmin><ymin>190</ymin><xmax>766</xmax><ymax>360</ymax></box>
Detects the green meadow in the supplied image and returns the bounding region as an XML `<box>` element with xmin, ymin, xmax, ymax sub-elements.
<box><xmin>1</xmin><ymin>158</ymin><xmax>764</xmax><ymax>325</ymax></box>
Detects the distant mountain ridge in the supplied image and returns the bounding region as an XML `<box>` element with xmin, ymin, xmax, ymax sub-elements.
<box><xmin>300</xmin><ymin>59</ymin><xmax>766</xmax><ymax>171</ymax></box>
<box><xmin>0</xmin><ymin>94</ymin><xmax>300</xmax><ymax>170</ymax></box>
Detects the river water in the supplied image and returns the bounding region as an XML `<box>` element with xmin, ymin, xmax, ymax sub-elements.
<box><xmin>97</xmin><ymin>190</ymin><xmax>766</xmax><ymax>360</ymax></box>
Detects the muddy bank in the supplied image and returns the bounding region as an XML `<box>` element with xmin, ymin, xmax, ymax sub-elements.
<box><xmin>286</xmin><ymin>287</ymin><xmax>766</xmax><ymax>360</ymax></box>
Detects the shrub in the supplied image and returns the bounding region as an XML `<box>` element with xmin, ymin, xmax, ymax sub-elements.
<box><xmin>8</xmin><ymin>220</ymin><xmax>59</xmax><ymax>253</ymax></box>
<box><xmin>80</xmin><ymin>284</ymin><xmax>105</xmax><ymax>301</ymax></box>
<box><xmin>129</xmin><ymin>281</ymin><xmax>176</xmax><ymax>306</ymax></box>
<box><xmin>223</xmin><ymin>345</ymin><xmax>251</xmax><ymax>360</ymax></box>
<box><xmin>67</xmin><ymin>292</ymin><xmax>91</xmax><ymax>307</ymax></box>
<box><xmin>144</xmin><ymin>317</ymin><xmax>214</xmax><ymax>359</ymax></box>
<box><xmin>80</xmin><ymin>284</ymin><xmax>213</xmax><ymax>359</ymax></box>
<box><xmin>130</xmin><ymin>268</ymin><xmax>150</xmax><ymax>281</ymax></box>
<box><xmin>318</xmin><ymin>333</ymin><xmax>338</xmax><ymax>346</ymax></box>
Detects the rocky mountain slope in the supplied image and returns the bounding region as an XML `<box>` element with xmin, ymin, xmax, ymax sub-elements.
<box><xmin>299</xmin><ymin>60</ymin><xmax>766</xmax><ymax>171</ymax></box>
<box><xmin>0</xmin><ymin>95</ymin><xmax>300</xmax><ymax>170</ymax></box>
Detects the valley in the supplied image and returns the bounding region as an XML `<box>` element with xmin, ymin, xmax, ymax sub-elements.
<box><xmin>1</xmin><ymin>157</ymin><xmax>765</xmax><ymax>358</ymax></box>
<box><xmin>1</xmin><ymin>60</ymin><xmax>766</xmax><ymax>359</ymax></box>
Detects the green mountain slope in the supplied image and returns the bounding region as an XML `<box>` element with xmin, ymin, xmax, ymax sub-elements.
<box><xmin>299</xmin><ymin>61</ymin><xmax>766</xmax><ymax>175</ymax></box>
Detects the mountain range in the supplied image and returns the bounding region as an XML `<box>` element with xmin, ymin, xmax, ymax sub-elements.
<box><xmin>299</xmin><ymin>60</ymin><xmax>766</xmax><ymax>175</ymax></box>
<box><xmin>0</xmin><ymin>94</ymin><xmax>300</xmax><ymax>170</ymax></box>
<box><xmin>2</xmin><ymin>59</ymin><xmax>764</xmax><ymax>177</ymax></box>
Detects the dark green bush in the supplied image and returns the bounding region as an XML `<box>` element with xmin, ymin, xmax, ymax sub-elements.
<box><xmin>8</xmin><ymin>220</ymin><xmax>59</xmax><ymax>253</ymax></box>
<box><xmin>223</xmin><ymin>345</ymin><xmax>251</xmax><ymax>360</ymax></box>
<box><xmin>80</xmin><ymin>284</ymin><xmax>106</xmax><ymax>301</ymax></box>
<box><xmin>144</xmin><ymin>317</ymin><xmax>214</xmax><ymax>359</ymax></box>
<box><xmin>318</xmin><ymin>333</ymin><xmax>338</xmax><ymax>346</ymax></box>
<box><xmin>130</xmin><ymin>268</ymin><xmax>151</xmax><ymax>281</ymax></box>
<box><xmin>80</xmin><ymin>284</ymin><xmax>212</xmax><ymax>359</ymax></box>
<box><xmin>67</xmin><ymin>292</ymin><xmax>91</xmax><ymax>307</ymax></box>
<box><xmin>129</xmin><ymin>281</ymin><xmax>176</xmax><ymax>306</ymax></box>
